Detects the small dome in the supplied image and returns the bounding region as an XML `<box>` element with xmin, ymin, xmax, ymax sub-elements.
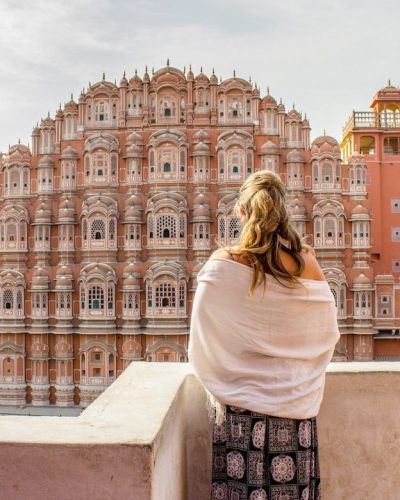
<box><xmin>123</xmin><ymin>275</ymin><xmax>140</xmax><ymax>287</ymax></box>
<box><xmin>290</xmin><ymin>198</ymin><xmax>306</xmax><ymax>217</ymax></box>
<box><xmin>129</xmin><ymin>71</ymin><xmax>142</xmax><ymax>86</ymax></box>
<box><xmin>58</xmin><ymin>199</ymin><xmax>75</xmax><ymax>221</ymax></box>
<box><xmin>56</xmin><ymin>265</ymin><xmax>73</xmax><ymax>278</ymax></box>
<box><xmin>38</xmin><ymin>155</ymin><xmax>55</xmax><ymax>168</ymax></box>
<box><xmin>350</xmin><ymin>204</ymin><xmax>370</xmax><ymax>218</ymax></box>
<box><xmin>126</xmin><ymin>144</ymin><xmax>143</xmax><ymax>158</ymax></box>
<box><xmin>125</xmin><ymin>193</ymin><xmax>142</xmax><ymax>209</ymax></box>
<box><xmin>287</xmin><ymin>108</ymin><xmax>301</xmax><ymax>120</ymax></box>
<box><xmin>125</xmin><ymin>206</ymin><xmax>141</xmax><ymax>221</ymax></box>
<box><xmin>123</xmin><ymin>262</ymin><xmax>141</xmax><ymax>275</ymax></box>
<box><xmin>61</xmin><ymin>145</ymin><xmax>78</xmax><ymax>159</ymax></box>
<box><xmin>286</xmin><ymin>149</ymin><xmax>305</xmax><ymax>163</ymax></box>
<box><xmin>260</xmin><ymin>140</ymin><xmax>279</xmax><ymax>154</ymax></box>
<box><xmin>195</xmin><ymin>71</ymin><xmax>209</xmax><ymax>83</ymax></box>
<box><xmin>193</xmin><ymin>141</ymin><xmax>210</xmax><ymax>154</ymax></box>
<box><xmin>187</xmin><ymin>67</ymin><xmax>194</xmax><ymax>81</ymax></box>
<box><xmin>210</xmin><ymin>73</ymin><xmax>218</xmax><ymax>85</ymax></box>
<box><xmin>126</xmin><ymin>131</ymin><xmax>143</xmax><ymax>145</ymax></box>
<box><xmin>193</xmin><ymin>204</ymin><xmax>210</xmax><ymax>218</ymax></box>
<box><xmin>193</xmin><ymin>129</ymin><xmax>209</xmax><ymax>141</ymax></box>
<box><xmin>34</xmin><ymin>202</ymin><xmax>52</xmax><ymax>223</ymax></box>
<box><xmin>261</xmin><ymin>94</ymin><xmax>277</xmax><ymax>107</ymax></box>
<box><xmin>312</xmin><ymin>135</ymin><xmax>339</xmax><ymax>148</ymax></box>
<box><xmin>31</xmin><ymin>268</ymin><xmax>49</xmax><ymax>287</ymax></box>
<box><xmin>119</xmin><ymin>72</ymin><xmax>128</xmax><ymax>87</ymax></box>
<box><xmin>353</xmin><ymin>273</ymin><xmax>371</xmax><ymax>286</ymax></box>
<box><xmin>193</xmin><ymin>192</ymin><xmax>209</xmax><ymax>206</ymax></box>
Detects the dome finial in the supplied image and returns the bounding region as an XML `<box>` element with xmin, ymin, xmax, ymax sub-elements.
<box><xmin>212</xmin><ymin>67</ymin><xmax>215</xmax><ymax>75</ymax></box>
<box><xmin>388</xmin><ymin>78</ymin><xmax>392</xmax><ymax>86</ymax></box>
<box><xmin>18</xmin><ymin>138</ymin><xmax>21</xmax><ymax>144</ymax></box>
<box><xmin>292</xmin><ymin>102</ymin><xmax>295</xmax><ymax>110</ymax></box>
<box><xmin>152</xmin><ymin>67</ymin><xmax>155</xmax><ymax>75</ymax></box>
<box><xmin>145</xmin><ymin>65</ymin><xmax>148</xmax><ymax>73</ymax></box>
<box><xmin>249</xmin><ymin>76</ymin><xmax>252</xmax><ymax>83</ymax></box>
<box><xmin>166</xmin><ymin>57</ymin><xmax>170</xmax><ymax>67</ymax></box>
<box><xmin>233</xmin><ymin>69</ymin><xmax>236</xmax><ymax>78</ymax></box>
<box><xmin>59</xmin><ymin>102</ymin><xmax>62</xmax><ymax>109</ymax></box>
<box><xmin>189</xmin><ymin>63</ymin><xmax>192</xmax><ymax>71</ymax></box>
<box><xmin>47</xmin><ymin>111</ymin><xmax>50</xmax><ymax>117</ymax></box>
<box><xmin>71</xmin><ymin>93</ymin><xmax>73</xmax><ymax>100</ymax></box>
<box><xmin>323</xmin><ymin>128</ymin><xmax>326</xmax><ymax>135</ymax></box>
<box><xmin>267</xmin><ymin>86</ymin><xmax>269</xmax><ymax>95</ymax></box>
<box><xmin>89</xmin><ymin>81</ymin><xmax>92</xmax><ymax>88</ymax></box>
<box><xmin>102</xmin><ymin>71</ymin><xmax>105</xmax><ymax>81</ymax></box>
<box><xmin>123</xmin><ymin>70</ymin><xmax>126</xmax><ymax>78</ymax></box>
<box><xmin>200</xmin><ymin>65</ymin><xmax>203</xmax><ymax>73</ymax></box>
<box><xmin>183</xmin><ymin>65</ymin><xmax>186</xmax><ymax>74</ymax></box>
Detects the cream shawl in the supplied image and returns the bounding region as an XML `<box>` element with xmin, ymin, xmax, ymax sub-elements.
<box><xmin>189</xmin><ymin>258</ymin><xmax>340</xmax><ymax>421</ymax></box>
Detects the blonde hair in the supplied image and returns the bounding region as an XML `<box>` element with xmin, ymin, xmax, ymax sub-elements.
<box><xmin>226</xmin><ymin>170</ymin><xmax>310</xmax><ymax>293</ymax></box>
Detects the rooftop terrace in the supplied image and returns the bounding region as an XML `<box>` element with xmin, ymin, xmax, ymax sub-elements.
<box><xmin>0</xmin><ymin>362</ymin><xmax>399</xmax><ymax>499</ymax></box>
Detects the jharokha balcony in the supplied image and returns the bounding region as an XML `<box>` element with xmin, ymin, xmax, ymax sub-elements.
<box><xmin>0</xmin><ymin>362</ymin><xmax>398</xmax><ymax>500</ymax></box>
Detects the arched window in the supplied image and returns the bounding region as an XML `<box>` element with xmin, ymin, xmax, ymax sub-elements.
<box><xmin>163</xmin><ymin>162</ymin><xmax>171</xmax><ymax>173</ymax></box>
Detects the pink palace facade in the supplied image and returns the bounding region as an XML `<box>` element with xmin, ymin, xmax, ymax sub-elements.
<box><xmin>0</xmin><ymin>64</ymin><xmax>398</xmax><ymax>408</ymax></box>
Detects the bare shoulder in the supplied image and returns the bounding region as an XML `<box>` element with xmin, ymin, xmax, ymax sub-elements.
<box><xmin>299</xmin><ymin>249</ymin><xmax>325</xmax><ymax>281</ymax></box>
<box><xmin>209</xmin><ymin>248</ymin><xmax>232</xmax><ymax>261</ymax></box>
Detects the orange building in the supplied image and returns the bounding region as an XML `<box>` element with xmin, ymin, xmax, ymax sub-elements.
<box><xmin>0</xmin><ymin>65</ymin><xmax>396</xmax><ymax>409</ymax></box>
<box><xmin>341</xmin><ymin>82</ymin><xmax>400</xmax><ymax>360</ymax></box>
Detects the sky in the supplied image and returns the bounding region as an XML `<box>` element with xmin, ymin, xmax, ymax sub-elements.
<box><xmin>0</xmin><ymin>0</ymin><xmax>399</xmax><ymax>153</ymax></box>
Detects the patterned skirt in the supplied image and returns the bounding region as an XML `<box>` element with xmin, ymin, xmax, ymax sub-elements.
<box><xmin>212</xmin><ymin>405</ymin><xmax>320</xmax><ymax>500</ymax></box>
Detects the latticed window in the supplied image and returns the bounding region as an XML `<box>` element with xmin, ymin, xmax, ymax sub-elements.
<box><xmin>108</xmin><ymin>287</ymin><xmax>113</xmax><ymax>309</ymax></box>
<box><xmin>94</xmin><ymin>153</ymin><xmax>105</xmax><ymax>176</ymax></box>
<box><xmin>156</xmin><ymin>215</ymin><xmax>176</xmax><ymax>238</ymax></box>
<box><xmin>82</xmin><ymin>219</ymin><xmax>88</xmax><ymax>240</ymax></box>
<box><xmin>228</xmin><ymin>217</ymin><xmax>241</xmax><ymax>239</ymax></box>
<box><xmin>324</xmin><ymin>218</ymin><xmax>336</xmax><ymax>244</ymax></box>
<box><xmin>88</xmin><ymin>286</ymin><xmax>104</xmax><ymax>310</ymax></box>
<box><xmin>148</xmin><ymin>215</ymin><xmax>154</xmax><ymax>239</ymax></box>
<box><xmin>179</xmin><ymin>215</ymin><xmax>185</xmax><ymax>238</ymax></box>
<box><xmin>109</xmin><ymin>219</ymin><xmax>115</xmax><ymax>240</ymax></box>
<box><xmin>155</xmin><ymin>283</ymin><xmax>176</xmax><ymax>307</ymax></box>
<box><xmin>3</xmin><ymin>289</ymin><xmax>13</xmax><ymax>309</ymax></box>
<box><xmin>42</xmin><ymin>293</ymin><xmax>47</xmax><ymax>309</ymax></box>
<box><xmin>179</xmin><ymin>284</ymin><xmax>185</xmax><ymax>308</ymax></box>
<box><xmin>81</xmin><ymin>287</ymin><xmax>85</xmax><ymax>309</ymax></box>
<box><xmin>16</xmin><ymin>290</ymin><xmax>22</xmax><ymax>309</ymax></box>
<box><xmin>91</xmin><ymin>220</ymin><xmax>105</xmax><ymax>240</ymax></box>
<box><xmin>219</xmin><ymin>217</ymin><xmax>226</xmax><ymax>239</ymax></box>
<box><xmin>147</xmin><ymin>285</ymin><xmax>152</xmax><ymax>307</ymax></box>
<box><xmin>60</xmin><ymin>293</ymin><xmax>65</xmax><ymax>309</ymax></box>
<box><xmin>330</xmin><ymin>287</ymin><xmax>338</xmax><ymax>308</ymax></box>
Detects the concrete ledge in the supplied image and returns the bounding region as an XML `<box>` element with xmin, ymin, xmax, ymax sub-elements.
<box><xmin>0</xmin><ymin>362</ymin><xmax>399</xmax><ymax>499</ymax></box>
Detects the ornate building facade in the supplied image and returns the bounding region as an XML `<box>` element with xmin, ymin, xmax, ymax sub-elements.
<box><xmin>0</xmin><ymin>64</ymin><xmax>397</xmax><ymax>408</ymax></box>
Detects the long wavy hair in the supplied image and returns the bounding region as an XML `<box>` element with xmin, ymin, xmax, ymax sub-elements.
<box><xmin>225</xmin><ymin>170</ymin><xmax>309</xmax><ymax>293</ymax></box>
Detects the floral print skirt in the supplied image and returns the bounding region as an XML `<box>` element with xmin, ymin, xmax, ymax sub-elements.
<box><xmin>212</xmin><ymin>405</ymin><xmax>321</xmax><ymax>500</ymax></box>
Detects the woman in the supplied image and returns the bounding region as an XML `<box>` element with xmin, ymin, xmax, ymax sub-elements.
<box><xmin>189</xmin><ymin>170</ymin><xmax>340</xmax><ymax>500</ymax></box>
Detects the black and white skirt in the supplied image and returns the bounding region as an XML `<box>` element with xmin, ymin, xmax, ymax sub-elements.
<box><xmin>212</xmin><ymin>405</ymin><xmax>321</xmax><ymax>500</ymax></box>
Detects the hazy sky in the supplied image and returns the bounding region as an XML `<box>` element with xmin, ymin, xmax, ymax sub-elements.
<box><xmin>0</xmin><ymin>0</ymin><xmax>399</xmax><ymax>153</ymax></box>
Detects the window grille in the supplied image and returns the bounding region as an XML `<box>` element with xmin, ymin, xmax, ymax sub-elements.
<box><xmin>155</xmin><ymin>283</ymin><xmax>176</xmax><ymax>308</ymax></box>
<box><xmin>3</xmin><ymin>289</ymin><xmax>13</xmax><ymax>309</ymax></box>
<box><xmin>156</xmin><ymin>215</ymin><xmax>176</xmax><ymax>238</ymax></box>
<box><xmin>228</xmin><ymin>217</ymin><xmax>241</xmax><ymax>239</ymax></box>
<box><xmin>91</xmin><ymin>219</ymin><xmax>105</xmax><ymax>240</ymax></box>
<box><xmin>88</xmin><ymin>286</ymin><xmax>104</xmax><ymax>310</ymax></box>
